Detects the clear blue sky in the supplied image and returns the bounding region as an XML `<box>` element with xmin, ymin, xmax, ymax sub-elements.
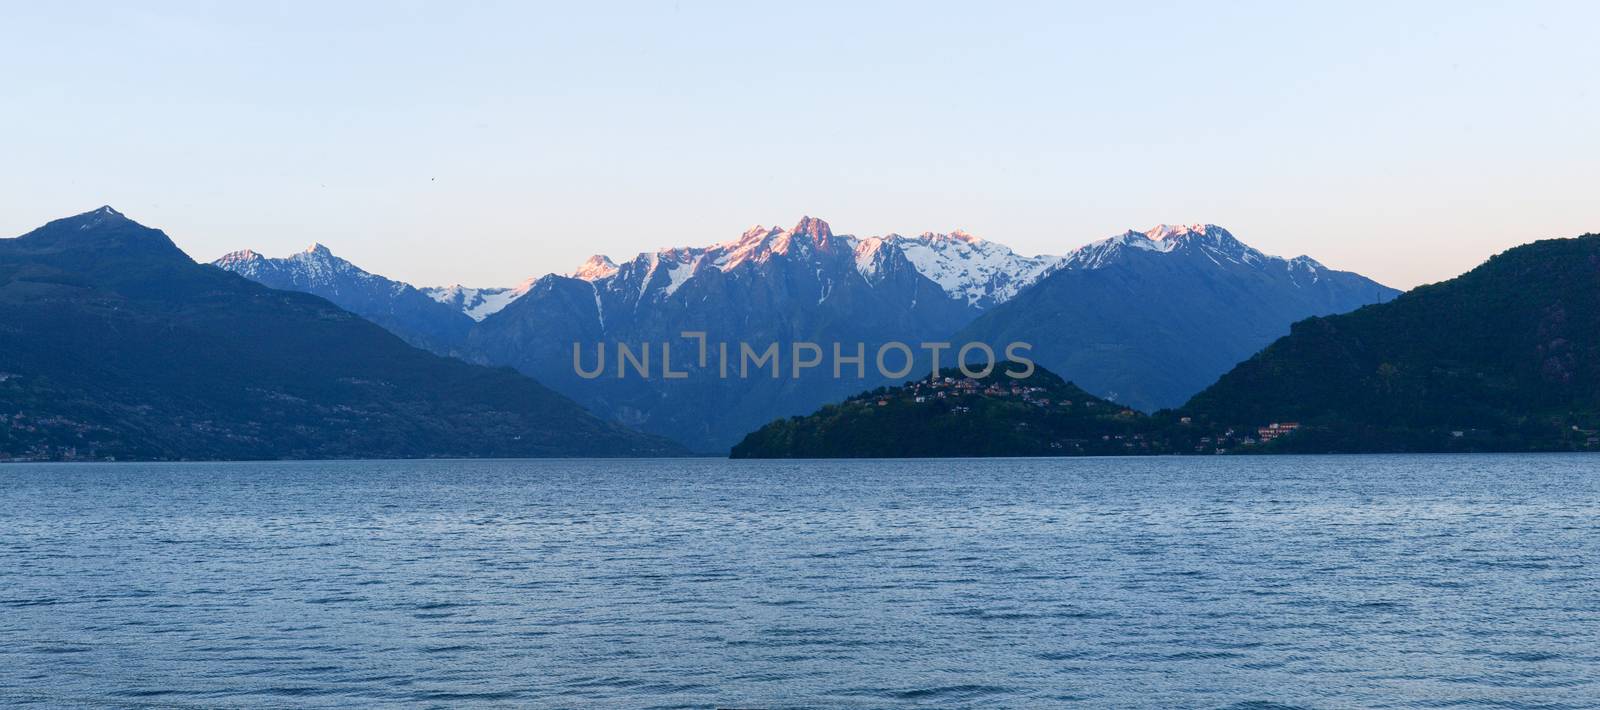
<box><xmin>3</xmin><ymin>1</ymin><xmax>1596</xmax><ymax>289</ymax></box>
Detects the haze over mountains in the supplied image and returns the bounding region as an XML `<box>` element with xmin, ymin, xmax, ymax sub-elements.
<box><xmin>216</xmin><ymin>217</ymin><xmax>1396</xmax><ymax>452</ymax></box>
<box><xmin>0</xmin><ymin>208</ymin><xmax>684</xmax><ymax>461</ymax></box>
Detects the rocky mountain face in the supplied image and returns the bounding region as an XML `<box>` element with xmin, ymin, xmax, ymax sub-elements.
<box><xmin>213</xmin><ymin>245</ymin><xmax>475</xmax><ymax>353</ymax></box>
<box><xmin>215</xmin><ymin>217</ymin><xmax>1060</xmax><ymax>452</ymax></box>
<box><xmin>0</xmin><ymin>207</ymin><xmax>685</xmax><ymax>461</ymax></box>
<box><xmin>855</xmin><ymin>230</ymin><xmax>1060</xmax><ymax>308</ymax></box>
<box><xmin>954</xmin><ymin>224</ymin><xmax>1400</xmax><ymax>412</ymax></box>
<box><xmin>467</xmin><ymin>217</ymin><xmax>1010</xmax><ymax>452</ymax></box>
<box><xmin>732</xmin><ymin>225</ymin><xmax>1600</xmax><ymax>458</ymax></box>
<box><xmin>214</xmin><ymin>217</ymin><xmax>1396</xmax><ymax>453</ymax></box>
<box><xmin>419</xmin><ymin>281</ymin><xmax>535</xmax><ymax>323</ymax></box>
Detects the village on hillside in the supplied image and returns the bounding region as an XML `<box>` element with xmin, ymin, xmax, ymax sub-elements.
<box><xmin>837</xmin><ymin>373</ymin><xmax>1309</xmax><ymax>455</ymax></box>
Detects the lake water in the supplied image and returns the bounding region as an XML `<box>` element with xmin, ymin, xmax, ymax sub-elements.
<box><xmin>1</xmin><ymin>455</ymin><xmax>1597</xmax><ymax>708</ymax></box>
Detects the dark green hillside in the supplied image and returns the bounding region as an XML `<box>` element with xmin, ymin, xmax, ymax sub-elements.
<box><xmin>733</xmin><ymin>233</ymin><xmax>1600</xmax><ymax>458</ymax></box>
<box><xmin>1183</xmin><ymin>234</ymin><xmax>1600</xmax><ymax>452</ymax></box>
<box><xmin>0</xmin><ymin>207</ymin><xmax>684</xmax><ymax>461</ymax></box>
<box><xmin>952</xmin><ymin>226</ymin><xmax>1397</xmax><ymax>412</ymax></box>
<box><xmin>731</xmin><ymin>364</ymin><xmax>1166</xmax><ymax>458</ymax></box>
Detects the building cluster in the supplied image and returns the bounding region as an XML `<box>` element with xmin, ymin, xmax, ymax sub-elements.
<box><xmin>1255</xmin><ymin>422</ymin><xmax>1301</xmax><ymax>442</ymax></box>
<box><xmin>895</xmin><ymin>375</ymin><xmax>1070</xmax><ymax>411</ymax></box>
<box><xmin>1188</xmin><ymin>421</ymin><xmax>1301</xmax><ymax>454</ymax></box>
<box><xmin>2</xmin><ymin>413</ymin><xmax>108</xmax><ymax>462</ymax></box>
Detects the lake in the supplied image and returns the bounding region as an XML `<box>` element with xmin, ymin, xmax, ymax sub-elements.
<box><xmin>1</xmin><ymin>455</ymin><xmax>1596</xmax><ymax>708</ymax></box>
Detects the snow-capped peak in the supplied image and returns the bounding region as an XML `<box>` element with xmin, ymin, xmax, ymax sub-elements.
<box><xmin>711</xmin><ymin>223</ymin><xmax>797</xmax><ymax>270</ymax></box>
<box><xmin>212</xmin><ymin>248</ymin><xmax>267</xmax><ymax>275</ymax></box>
<box><xmin>1143</xmin><ymin>224</ymin><xmax>1249</xmax><ymax>250</ymax></box>
<box><xmin>852</xmin><ymin>237</ymin><xmax>892</xmax><ymax>280</ymax></box>
<box><xmin>1284</xmin><ymin>255</ymin><xmax>1328</xmax><ymax>286</ymax></box>
<box><xmin>711</xmin><ymin>217</ymin><xmax>839</xmax><ymax>267</ymax></box>
<box><xmin>872</xmin><ymin>231</ymin><xmax>1061</xmax><ymax>307</ymax></box>
<box><xmin>1145</xmin><ymin>223</ymin><xmax>1210</xmax><ymax>241</ymax></box>
<box><xmin>214</xmin><ymin>248</ymin><xmax>262</xmax><ymax>263</ymax></box>
<box><xmin>1063</xmin><ymin>224</ymin><xmax>1281</xmax><ymax>271</ymax></box>
<box><xmin>68</xmin><ymin>205</ymin><xmax>131</xmax><ymax>231</ymax></box>
<box><xmin>922</xmin><ymin>229</ymin><xmax>984</xmax><ymax>245</ymax></box>
<box><xmin>577</xmin><ymin>217</ymin><xmax>1061</xmax><ymax>308</ymax></box>
<box><xmin>1288</xmin><ymin>254</ymin><xmax>1325</xmax><ymax>269</ymax></box>
<box><xmin>790</xmin><ymin>215</ymin><xmax>833</xmax><ymax>242</ymax></box>
<box><xmin>211</xmin><ymin>243</ymin><xmax>369</xmax><ymax>289</ymax></box>
<box><xmin>572</xmin><ymin>254</ymin><xmax>619</xmax><ymax>281</ymax></box>
<box><xmin>422</xmin><ymin>277</ymin><xmax>536</xmax><ymax>321</ymax></box>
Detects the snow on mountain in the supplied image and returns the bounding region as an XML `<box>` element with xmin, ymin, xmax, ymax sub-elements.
<box><xmin>712</xmin><ymin>225</ymin><xmax>786</xmax><ymax>270</ymax></box>
<box><xmin>870</xmin><ymin>231</ymin><xmax>1060</xmax><ymax>307</ymax></box>
<box><xmin>422</xmin><ymin>279</ymin><xmax>537</xmax><ymax>322</ymax></box>
<box><xmin>1285</xmin><ymin>255</ymin><xmax>1329</xmax><ymax>287</ymax></box>
<box><xmin>214</xmin><ymin>243</ymin><xmax>402</xmax><ymax>294</ymax></box>
<box><xmin>957</xmin><ymin>223</ymin><xmax>1401</xmax><ymax>412</ymax></box>
<box><xmin>212</xmin><ymin>244</ymin><xmax>477</xmax><ymax>353</ymax></box>
<box><xmin>471</xmin><ymin>216</ymin><xmax>993</xmax><ymax>454</ymax></box>
<box><xmin>852</xmin><ymin>237</ymin><xmax>893</xmax><ymax>280</ymax></box>
<box><xmin>214</xmin><ymin>220</ymin><xmax>1343</xmax><ymax>338</ymax></box>
<box><xmin>1063</xmin><ymin>224</ymin><xmax>1295</xmax><ymax>274</ymax></box>
<box><xmin>575</xmin><ymin>217</ymin><xmax>1058</xmax><ymax>309</ymax></box>
<box><xmin>571</xmin><ymin>255</ymin><xmax>619</xmax><ymax>281</ymax></box>
<box><xmin>211</xmin><ymin>248</ymin><xmax>266</xmax><ymax>273</ymax></box>
<box><xmin>209</xmin><ymin>215</ymin><xmax>1399</xmax><ymax>454</ymax></box>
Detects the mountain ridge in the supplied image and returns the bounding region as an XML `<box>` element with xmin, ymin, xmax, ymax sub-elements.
<box><xmin>214</xmin><ymin>216</ymin><xmax>1397</xmax><ymax>452</ymax></box>
<box><xmin>733</xmin><ymin>231</ymin><xmax>1600</xmax><ymax>457</ymax></box>
<box><xmin>1</xmin><ymin>207</ymin><xmax>685</xmax><ymax>461</ymax></box>
<box><xmin>956</xmin><ymin>223</ymin><xmax>1399</xmax><ymax>412</ymax></box>
<box><xmin>463</xmin><ymin>217</ymin><xmax>984</xmax><ymax>452</ymax></box>
<box><xmin>1180</xmin><ymin>232</ymin><xmax>1600</xmax><ymax>451</ymax></box>
<box><xmin>213</xmin><ymin>243</ymin><xmax>476</xmax><ymax>353</ymax></box>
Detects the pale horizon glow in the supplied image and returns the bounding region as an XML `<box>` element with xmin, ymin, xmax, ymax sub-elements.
<box><xmin>4</xmin><ymin>1</ymin><xmax>1598</xmax><ymax>291</ymax></box>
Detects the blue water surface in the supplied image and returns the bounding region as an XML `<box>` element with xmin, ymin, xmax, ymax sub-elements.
<box><xmin>1</xmin><ymin>455</ymin><xmax>1597</xmax><ymax>708</ymax></box>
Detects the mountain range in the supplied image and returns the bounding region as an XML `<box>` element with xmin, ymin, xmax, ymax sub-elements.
<box><xmin>735</xmin><ymin>232</ymin><xmax>1600</xmax><ymax>457</ymax></box>
<box><xmin>422</xmin><ymin>280</ymin><xmax>535</xmax><ymax>323</ymax></box>
<box><xmin>0</xmin><ymin>207</ymin><xmax>684</xmax><ymax>461</ymax></box>
<box><xmin>957</xmin><ymin>224</ymin><xmax>1399</xmax><ymax>411</ymax></box>
<box><xmin>463</xmin><ymin>217</ymin><xmax>1063</xmax><ymax>451</ymax></box>
<box><xmin>14</xmin><ymin>206</ymin><xmax>1576</xmax><ymax>461</ymax></box>
<box><xmin>1183</xmin><ymin>232</ymin><xmax>1600</xmax><ymax>451</ymax></box>
<box><xmin>214</xmin><ymin>244</ymin><xmax>477</xmax><ymax>353</ymax></box>
<box><xmin>215</xmin><ymin>218</ymin><xmax>1396</xmax><ymax>451</ymax></box>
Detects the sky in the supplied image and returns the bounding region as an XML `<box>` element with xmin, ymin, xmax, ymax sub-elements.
<box><xmin>3</xmin><ymin>1</ymin><xmax>1597</xmax><ymax>290</ymax></box>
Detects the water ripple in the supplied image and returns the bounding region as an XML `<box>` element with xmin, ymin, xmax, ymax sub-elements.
<box><xmin>0</xmin><ymin>454</ymin><xmax>1597</xmax><ymax>708</ymax></box>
